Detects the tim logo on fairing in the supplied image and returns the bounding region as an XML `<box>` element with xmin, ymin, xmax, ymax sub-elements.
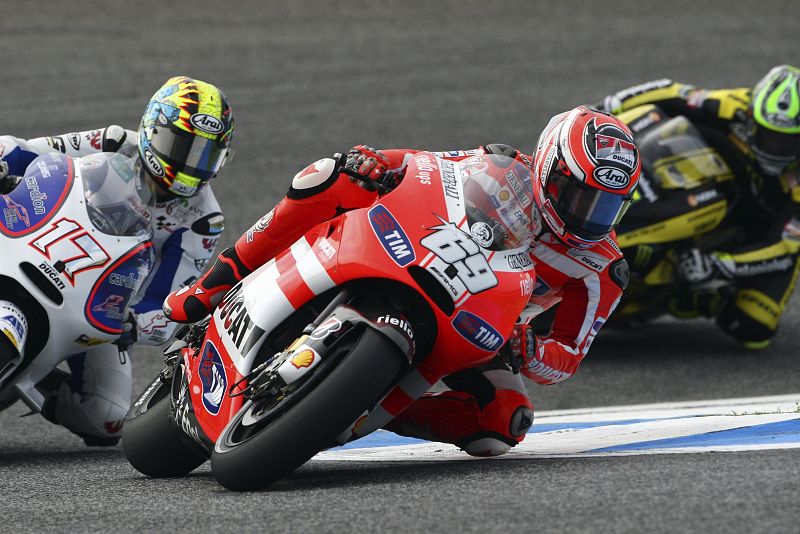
<box><xmin>368</xmin><ymin>205</ymin><xmax>416</xmax><ymax>267</ymax></box>
<box><xmin>452</xmin><ymin>310</ymin><xmax>504</xmax><ymax>352</ymax></box>
<box><xmin>199</xmin><ymin>341</ymin><xmax>227</xmax><ymax>415</ymax></box>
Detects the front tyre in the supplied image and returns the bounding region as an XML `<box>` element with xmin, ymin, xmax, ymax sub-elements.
<box><xmin>122</xmin><ymin>368</ymin><xmax>206</xmax><ymax>478</ymax></box>
<box><xmin>211</xmin><ymin>327</ymin><xmax>405</xmax><ymax>491</ymax></box>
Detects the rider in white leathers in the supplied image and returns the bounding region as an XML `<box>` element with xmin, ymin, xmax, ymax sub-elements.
<box><xmin>0</xmin><ymin>76</ymin><xmax>234</xmax><ymax>445</ymax></box>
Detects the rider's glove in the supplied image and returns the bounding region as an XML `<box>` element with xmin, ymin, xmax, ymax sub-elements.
<box><xmin>343</xmin><ymin>145</ymin><xmax>390</xmax><ymax>188</ymax></box>
<box><xmin>676</xmin><ymin>248</ymin><xmax>715</xmax><ymax>284</ymax></box>
<box><xmin>506</xmin><ymin>323</ymin><xmax>538</xmax><ymax>373</ymax></box>
<box><xmin>0</xmin><ymin>160</ymin><xmax>19</xmax><ymax>195</ymax></box>
<box><xmin>115</xmin><ymin>311</ymin><xmax>138</xmax><ymax>350</ymax></box>
<box><xmin>676</xmin><ymin>248</ymin><xmax>736</xmax><ymax>284</ymax></box>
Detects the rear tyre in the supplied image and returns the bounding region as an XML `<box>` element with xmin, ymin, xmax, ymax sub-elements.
<box><xmin>122</xmin><ymin>370</ymin><xmax>206</xmax><ymax>478</ymax></box>
<box><xmin>211</xmin><ymin>328</ymin><xmax>405</xmax><ymax>491</ymax></box>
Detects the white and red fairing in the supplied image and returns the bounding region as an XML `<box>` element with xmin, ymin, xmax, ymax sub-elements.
<box><xmin>185</xmin><ymin>152</ymin><xmax>537</xmax><ymax>442</ymax></box>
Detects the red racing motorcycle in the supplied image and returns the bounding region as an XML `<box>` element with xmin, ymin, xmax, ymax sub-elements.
<box><xmin>122</xmin><ymin>152</ymin><xmax>537</xmax><ymax>490</ymax></box>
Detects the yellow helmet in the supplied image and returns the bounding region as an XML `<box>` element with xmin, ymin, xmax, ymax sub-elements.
<box><xmin>138</xmin><ymin>76</ymin><xmax>234</xmax><ymax>197</ymax></box>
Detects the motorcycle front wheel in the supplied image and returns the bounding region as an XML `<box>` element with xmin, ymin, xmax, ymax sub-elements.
<box><xmin>211</xmin><ymin>327</ymin><xmax>406</xmax><ymax>491</ymax></box>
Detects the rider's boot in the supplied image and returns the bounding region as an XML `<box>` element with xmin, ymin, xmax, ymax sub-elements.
<box><xmin>164</xmin><ymin>157</ymin><xmax>378</xmax><ymax>323</ymax></box>
<box><xmin>384</xmin><ymin>389</ymin><xmax>534</xmax><ymax>457</ymax></box>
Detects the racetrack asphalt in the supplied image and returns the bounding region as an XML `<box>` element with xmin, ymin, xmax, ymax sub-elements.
<box><xmin>1</xmin><ymin>1</ymin><xmax>798</xmax><ymax>532</ymax></box>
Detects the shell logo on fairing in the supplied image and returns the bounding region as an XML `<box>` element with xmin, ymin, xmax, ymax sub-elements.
<box><xmin>291</xmin><ymin>349</ymin><xmax>316</xmax><ymax>369</ymax></box>
<box><xmin>199</xmin><ymin>340</ymin><xmax>227</xmax><ymax>415</ymax></box>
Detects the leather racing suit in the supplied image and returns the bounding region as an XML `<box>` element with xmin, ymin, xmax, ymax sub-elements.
<box><xmin>600</xmin><ymin>80</ymin><xmax>800</xmax><ymax>348</ymax></box>
<box><xmin>0</xmin><ymin>127</ymin><xmax>225</xmax><ymax>444</ymax></box>
<box><xmin>165</xmin><ymin>144</ymin><xmax>628</xmax><ymax>456</ymax></box>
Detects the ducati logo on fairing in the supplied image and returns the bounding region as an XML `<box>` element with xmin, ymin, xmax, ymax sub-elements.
<box><xmin>198</xmin><ymin>341</ymin><xmax>227</xmax><ymax>415</ymax></box>
<box><xmin>218</xmin><ymin>283</ymin><xmax>262</xmax><ymax>355</ymax></box>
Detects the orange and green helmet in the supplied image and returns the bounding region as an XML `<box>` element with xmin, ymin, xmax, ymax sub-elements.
<box><xmin>138</xmin><ymin>76</ymin><xmax>234</xmax><ymax>197</ymax></box>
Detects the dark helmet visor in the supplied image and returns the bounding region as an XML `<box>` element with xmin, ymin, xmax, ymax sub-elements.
<box><xmin>150</xmin><ymin>125</ymin><xmax>229</xmax><ymax>181</ymax></box>
<box><xmin>546</xmin><ymin>168</ymin><xmax>633</xmax><ymax>241</ymax></box>
<box><xmin>753</xmin><ymin>124</ymin><xmax>800</xmax><ymax>158</ymax></box>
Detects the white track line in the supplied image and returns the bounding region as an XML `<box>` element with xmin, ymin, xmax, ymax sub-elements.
<box><xmin>315</xmin><ymin>394</ymin><xmax>800</xmax><ymax>462</ymax></box>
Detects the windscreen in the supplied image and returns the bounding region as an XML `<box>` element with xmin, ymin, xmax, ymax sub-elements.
<box><xmin>460</xmin><ymin>154</ymin><xmax>535</xmax><ymax>250</ymax></box>
<box><xmin>80</xmin><ymin>153</ymin><xmax>155</xmax><ymax>237</ymax></box>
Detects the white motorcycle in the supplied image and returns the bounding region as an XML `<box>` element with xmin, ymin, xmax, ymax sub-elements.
<box><xmin>0</xmin><ymin>152</ymin><xmax>154</xmax><ymax>413</ymax></box>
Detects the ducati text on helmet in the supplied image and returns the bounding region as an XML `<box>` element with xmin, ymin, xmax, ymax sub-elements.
<box><xmin>138</xmin><ymin>76</ymin><xmax>235</xmax><ymax>197</ymax></box>
<box><xmin>531</xmin><ymin>106</ymin><xmax>641</xmax><ymax>248</ymax></box>
<box><xmin>749</xmin><ymin>65</ymin><xmax>800</xmax><ymax>177</ymax></box>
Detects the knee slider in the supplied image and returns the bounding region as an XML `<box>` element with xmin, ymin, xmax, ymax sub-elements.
<box><xmin>461</xmin><ymin>436</ymin><xmax>513</xmax><ymax>457</ymax></box>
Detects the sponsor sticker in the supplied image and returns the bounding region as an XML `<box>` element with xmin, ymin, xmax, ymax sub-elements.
<box><xmin>291</xmin><ymin>348</ymin><xmax>316</xmax><ymax>369</ymax></box>
<box><xmin>67</xmin><ymin>132</ymin><xmax>81</xmax><ymax>151</ymax></box>
<box><xmin>593</xmin><ymin>167</ymin><xmax>631</xmax><ymax>189</ymax></box>
<box><xmin>470</xmin><ymin>221</ymin><xmax>494</xmax><ymax>248</ymax></box>
<box><xmin>451</xmin><ymin>310</ymin><xmax>504</xmax><ymax>352</ymax></box>
<box><xmin>310</xmin><ymin>317</ymin><xmax>342</xmax><ymax>340</ymax></box>
<box><xmin>190</xmin><ymin>113</ymin><xmax>224</xmax><ymax>134</ymax></box>
<box><xmin>74</xmin><ymin>334</ymin><xmax>106</xmax><ymax>347</ymax></box>
<box><xmin>199</xmin><ymin>341</ymin><xmax>227</xmax><ymax>415</ymax></box>
<box><xmin>368</xmin><ymin>205</ymin><xmax>416</xmax><ymax>267</ymax></box>
<box><xmin>143</xmin><ymin>148</ymin><xmax>165</xmax><ymax>177</ymax></box>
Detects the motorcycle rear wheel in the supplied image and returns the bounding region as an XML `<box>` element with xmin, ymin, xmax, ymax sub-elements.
<box><xmin>122</xmin><ymin>369</ymin><xmax>207</xmax><ymax>478</ymax></box>
<box><xmin>211</xmin><ymin>327</ymin><xmax>405</xmax><ymax>491</ymax></box>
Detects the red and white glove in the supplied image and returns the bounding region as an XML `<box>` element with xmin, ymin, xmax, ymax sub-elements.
<box><xmin>507</xmin><ymin>323</ymin><xmax>538</xmax><ymax>372</ymax></box>
<box><xmin>342</xmin><ymin>145</ymin><xmax>391</xmax><ymax>185</ymax></box>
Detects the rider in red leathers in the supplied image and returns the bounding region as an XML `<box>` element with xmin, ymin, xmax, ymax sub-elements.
<box><xmin>164</xmin><ymin>106</ymin><xmax>640</xmax><ymax>456</ymax></box>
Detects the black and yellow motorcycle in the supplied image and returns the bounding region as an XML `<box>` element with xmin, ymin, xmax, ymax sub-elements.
<box><xmin>611</xmin><ymin>105</ymin><xmax>744</xmax><ymax>324</ymax></box>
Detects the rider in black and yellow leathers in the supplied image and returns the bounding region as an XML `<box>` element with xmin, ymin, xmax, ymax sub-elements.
<box><xmin>598</xmin><ymin>65</ymin><xmax>800</xmax><ymax>349</ymax></box>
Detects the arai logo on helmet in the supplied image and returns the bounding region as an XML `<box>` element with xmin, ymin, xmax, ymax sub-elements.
<box><xmin>143</xmin><ymin>148</ymin><xmax>165</xmax><ymax>178</ymax></box>
<box><xmin>190</xmin><ymin>113</ymin><xmax>224</xmax><ymax>135</ymax></box>
<box><xmin>593</xmin><ymin>167</ymin><xmax>630</xmax><ymax>189</ymax></box>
